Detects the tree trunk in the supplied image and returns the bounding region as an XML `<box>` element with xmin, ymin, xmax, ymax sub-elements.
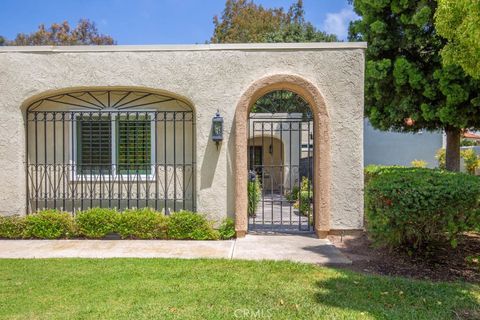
<box><xmin>445</xmin><ymin>127</ymin><xmax>461</xmax><ymax>172</ymax></box>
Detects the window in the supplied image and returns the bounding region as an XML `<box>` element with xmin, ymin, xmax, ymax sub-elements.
<box><xmin>75</xmin><ymin>114</ymin><xmax>153</xmax><ymax>176</ymax></box>
<box><xmin>117</xmin><ymin>116</ymin><xmax>151</xmax><ymax>174</ymax></box>
<box><xmin>77</xmin><ymin>116</ymin><xmax>112</xmax><ymax>174</ymax></box>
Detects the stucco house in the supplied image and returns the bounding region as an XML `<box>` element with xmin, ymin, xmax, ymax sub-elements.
<box><xmin>0</xmin><ymin>43</ymin><xmax>366</xmax><ymax>238</ymax></box>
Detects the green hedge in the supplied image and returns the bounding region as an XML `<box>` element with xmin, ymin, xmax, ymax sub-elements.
<box><xmin>75</xmin><ymin>208</ymin><xmax>119</xmax><ymax>238</ymax></box>
<box><xmin>218</xmin><ymin>217</ymin><xmax>235</xmax><ymax>240</ymax></box>
<box><xmin>0</xmin><ymin>216</ymin><xmax>25</xmax><ymax>239</ymax></box>
<box><xmin>117</xmin><ymin>208</ymin><xmax>167</xmax><ymax>239</ymax></box>
<box><xmin>24</xmin><ymin>210</ymin><xmax>75</xmax><ymax>239</ymax></box>
<box><xmin>365</xmin><ymin>166</ymin><xmax>480</xmax><ymax>252</ymax></box>
<box><xmin>0</xmin><ymin>208</ymin><xmax>234</xmax><ymax>240</ymax></box>
<box><xmin>167</xmin><ymin>211</ymin><xmax>220</xmax><ymax>240</ymax></box>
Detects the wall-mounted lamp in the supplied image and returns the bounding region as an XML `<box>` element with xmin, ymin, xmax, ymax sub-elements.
<box><xmin>212</xmin><ymin>110</ymin><xmax>224</xmax><ymax>150</ymax></box>
<box><xmin>269</xmin><ymin>144</ymin><xmax>273</xmax><ymax>155</ymax></box>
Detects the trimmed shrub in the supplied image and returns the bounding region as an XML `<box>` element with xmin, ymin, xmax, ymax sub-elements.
<box><xmin>75</xmin><ymin>208</ymin><xmax>119</xmax><ymax>238</ymax></box>
<box><xmin>167</xmin><ymin>211</ymin><xmax>219</xmax><ymax>240</ymax></box>
<box><xmin>24</xmin><ymin>210</ymin><xmax>75</xmax><ymax>239</ymax></box>
<box><xmin>218</xmin><ymin>217</ymin><xmax>235</xmax><ymax>239</ymax></box>
<box><xmin>117</xmin><ymin>208</ymin><xmax>167</xmax><ymax>239</ymax></box>
<box><xmin>0</xmin><ymin>215</ymin><xmax>26</xmax><ymax>239</ymax></box>
<box><xmin>365</xmin><ymin>167</ymin><xmax>480</xmax><ymax>252</ymax></box>
<box><xmin>364</xmin><ymin>164</ymin><xmax>405</xmax><ymax>185</ymax></box>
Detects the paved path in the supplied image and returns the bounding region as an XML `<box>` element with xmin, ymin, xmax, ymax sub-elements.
<box><xmin>0</xmin><ymin>235</ymin><xmax>351</xmax><ymax>265</ymax></box>
<box><xmin>249</xmin><ymin>193</ymin><xmax>312</xmax><ymax>232</ymax></box>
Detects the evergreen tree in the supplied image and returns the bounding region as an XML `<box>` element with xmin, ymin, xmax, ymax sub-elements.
<box><xmin>350</xmin><ymin>0</ymin><xmax>480</xmax><ymax>171</ymax></box>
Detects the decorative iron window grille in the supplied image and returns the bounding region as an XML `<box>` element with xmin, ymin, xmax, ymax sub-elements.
<box><xmin>26</xmin><ymin>90</ymin><xmax>196</xmax><ymax>214</ymax></box>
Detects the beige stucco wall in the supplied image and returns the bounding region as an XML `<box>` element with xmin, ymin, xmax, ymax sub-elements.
<box><xmin>0</xmin><ymin>43</ymin><xmax>365</xmax><ymax>231</ymax></box>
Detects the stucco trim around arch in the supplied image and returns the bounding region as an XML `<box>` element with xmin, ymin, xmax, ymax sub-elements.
<box><xmin>234</xmin><ymin>74</ymin><xmax>331</xmax><ymax>238</ymax></box>
<box><xmin>20</xmin><ymin>86</ymin><xmax>195</xmax><ymax>112</ymax></box>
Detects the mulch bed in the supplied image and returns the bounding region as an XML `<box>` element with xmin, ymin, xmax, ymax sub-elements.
<box><xmin>329</xmin><ymin>232</ymin><xmax>480</xmax><ymax>283</ymax></box>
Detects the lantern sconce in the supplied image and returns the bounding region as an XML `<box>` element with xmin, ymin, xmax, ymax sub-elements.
<box><xmin>212</xmin><ymin>110</ymin><xmax>224</xmax><ymax>150</ymax></box>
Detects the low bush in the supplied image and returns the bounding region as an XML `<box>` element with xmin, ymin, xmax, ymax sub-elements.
<box><xmin>218</xmin><ymin>217</ymin><xmax>235</xmax><ymax>239</ymax></box>
<box><xmin>0</xmin><ymin>207</ymin><xmax>231</xmax><ymax>241</ymax></box>
<box><xmin>117</xmin><ymin>208</ymin><xmax>167</xmax><ymax>239</ymax></box>
<box><xmin>24</xmin><ymin>210</ymin><xmax>75</xmax><ymax>239</ymax></box>
<box><xmin>293</xmin><ymin>177</ymin><xmax>313</xmax><ymax>217</ymax></box>
<box><xmin>75</xmin><ymin>208</ymin><xmax>119</xmax><ymax>238</ymax></box>
<box><xmin>0</xmin><ymin>216</ymin><xmax>26</xmax><ymax>239</ymax></box>
<box><xmin>285</xmin><ymin>185</ymin><xmax>300</xmax><ymax>202</ymax></box>
<box><xmin>167</xmin><ymin>211</ymin><xmax>219</xmax><ymax>240</ymax></box>
<box><xmin>365</xmin><ymin>167</ymin><xmax>480</xmax><ymax>252</ymax></box>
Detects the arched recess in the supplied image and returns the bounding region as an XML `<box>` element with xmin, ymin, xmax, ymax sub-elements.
<box><xmin>24</xmin><ymin>87</ymin><xmax>196</xmax><ymax>214</ymax></box>
<box><xmin>234</xmin><ymin>74</ymin><xmax>330</xmax><ymax>238</ymax></box>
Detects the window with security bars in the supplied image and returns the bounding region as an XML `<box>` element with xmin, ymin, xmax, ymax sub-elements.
<box><xmin>117</xmin><ymin>116</ymin><xmax>151</xmax><ymax>174</ymax></box>
<box><xmin>76</xmin><ymin>115</ymin><xmax>152</xmax><ymax>175</ymax></box>
<box><xmin>77</xmin><ymin>117</ymin><xmax>112</xmax><ymax>174</ymax></box>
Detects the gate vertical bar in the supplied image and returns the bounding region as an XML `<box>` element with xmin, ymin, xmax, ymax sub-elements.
<box><xmin>164</xmin><ymin>112</ymin><xmax>167</xmax><ymax>213</ymax></box>
<box><xmin>25</xmin><ymin>113</ymin><xmax>30</xmax><ymax>214</ymax></box>
<box><xmin>173</xmin><ymin>112</ymin><xmax>177</xmax><ymax>212</ymax></box>
<box><xmin>53</xmin><ymin>112</ymin><xmax>57</xmax><ymax>210</ymax></box>
<box><xmin>136</xmin><ymin>112</ymin><xmax>140</xmax><ymax>208</ymax></box>
<box><xmin>270</xmin><ymin>121</ymin><xmax>274</xmax><ymax>227</ymax></box>
<box><xmin>43</xmin><ymin>112</ymin><xmax>47</xmax><ymax>210</ymax></box>
<box><xmin>126</xmin><ymin>112</ymin><xmax>131</xmax><ymax>209</ymax></box>
<box><xmin>261</xmin><ymin>122</ymin><xmax>265</xmax><ymax>226</ymax></box>
<box><xmin>297</xmin><ymin>120</ymin><xmax>302</xmax><ymax>230</ymax></box>
<box><xmin>89</xmin><ymin>112</ymin><xmax>93</xmax><ymax>209</ymax></box>
<box><xmin>62</xmin><ymin>112</ymin><xmax>66</xmax><ymax>211</ymax></box>
<box><xmin>154</xmin><ymin>112</ymin><xmax>159</xmax><ymax>211</ymax></box>
<box><xmin>71</xmin><ymin>112</ymin><xmax>76</xmax><ymax>213</ymax></box>
<box><xmin>289</xmin><ymin>121</ymin><xmax>292</xmax><ymax>225</ymax></box>
<box><xmin>192</xmin><ymin>114</ymin><xmax>196</xmax><ymax>211</ymax></box>
<box><xmin>280</xmin><ymin>120</ymin><xmax>283</xmax><ymax>226</ymax></box>
<box><xmin>182</xmin><ymin>112</ymin><xmax>186</xmax><ymax>210</ymax></box>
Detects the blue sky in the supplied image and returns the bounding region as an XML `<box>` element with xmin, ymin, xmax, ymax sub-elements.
<box><xmin>0</xmin><ymin>0</ymin><xmax>357</xmax><ymax>44</ymax></box>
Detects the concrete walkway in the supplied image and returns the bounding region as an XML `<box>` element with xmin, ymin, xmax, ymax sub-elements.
<box><xmin>0</xmin><ymin>235</ymin><xmax>351</xmax><ymax>265</ymax></box>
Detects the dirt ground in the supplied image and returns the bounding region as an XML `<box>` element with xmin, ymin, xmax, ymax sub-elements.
<box><xmin>329</xmin><ymin>232</ymin><xmax>480</xmax><ymax>283</ymax></box>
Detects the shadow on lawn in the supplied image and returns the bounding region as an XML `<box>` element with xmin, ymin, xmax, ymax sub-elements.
<box><xmin>314</xmin><ymin>269</ymin><xmax>480</xmax><ymax>319</ymax></box>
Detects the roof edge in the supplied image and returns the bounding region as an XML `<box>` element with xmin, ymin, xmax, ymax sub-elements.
<box><xmin>0</xmin><ymin>42</ymin><xmax>367</xmax><ymax>53</ymax></box>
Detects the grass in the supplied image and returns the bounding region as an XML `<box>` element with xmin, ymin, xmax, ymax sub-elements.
<box><xmin>0</xmin><ymin>259</ymin><xmax>478</xmax><ymax>320</ymax></box>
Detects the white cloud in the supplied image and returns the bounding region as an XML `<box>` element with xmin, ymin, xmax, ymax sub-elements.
<box><xmin>322</xmin><ymin>8</ymin><xmax>358</xmax><ymax>40</ymax></box>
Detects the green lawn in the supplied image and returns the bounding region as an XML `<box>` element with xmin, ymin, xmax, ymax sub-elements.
<box><xmin>0</xmin><ymin>259</ymin><xmax>478</xmax><ymax>320</ymax></box>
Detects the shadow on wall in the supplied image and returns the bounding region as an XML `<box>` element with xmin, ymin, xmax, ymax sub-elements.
<box><xmin>200</xmin><ymin>129</ymin><xmax>220</xmax><ymax>190</ymax></box>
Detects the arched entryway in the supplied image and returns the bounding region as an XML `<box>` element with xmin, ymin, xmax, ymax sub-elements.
<box><xmin>24</xmin><ymin>87</ymin><xmax>196</xmax><ymax>214</ymax></box>
<box><xmin>234</xmin><ymin>75</ymin><xmax>330</xmax><ymax>238</ymax></box>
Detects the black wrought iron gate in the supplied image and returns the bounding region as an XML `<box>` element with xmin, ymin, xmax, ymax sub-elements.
<box><xmin>247</xmin><ymin>112</ymin><xmax>314</xmax><ymax>232</ymax></box>
<box><xmin>25</xmin><ymin>90</ymin><xmax>195</xmax><ymax>214</ymax></box>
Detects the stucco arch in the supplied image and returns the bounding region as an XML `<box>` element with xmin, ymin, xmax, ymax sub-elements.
<box><xmin>234</xmin><ymin>74</ymin><xmax>331</xmax><ymax>238</ymax></box>
<box><xmin>20</xmin><ymin>86</ymin><xmax>195</xmax><ymax>112</ymax></box>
